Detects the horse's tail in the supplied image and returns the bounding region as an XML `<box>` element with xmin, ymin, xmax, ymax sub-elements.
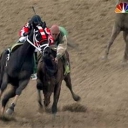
<box><xmin>0</xmin><ymin>50</ymin><xmax>8</xmax><ymax>88</ymax></box>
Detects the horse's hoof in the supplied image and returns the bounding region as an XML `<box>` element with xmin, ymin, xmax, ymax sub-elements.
<box><xmin>6</xmin><ymin>108</ymin><xmax>14</xmax><ymax>115</ymax></box>
<box><xmin>74</xmin><ymin>95</ymin><xmax>81</xmax><ymax>101</ymax></box>
<box><xmin>101</xmin><ymin>55</ymin><xmax>108</xmax><ymax>60</ymax></box>
<box><xmin>38</xmin><ymin>101</ymin><xmax>43</xmax><ymax>108</ymax></box>
<box><xmin>52</xmin><ymin>106</ymin><xmax>57</xmax><ymax>114</ymax></box>
<box><xmin>52</xmin><ymin>111</ymin><xmax>57</xmax><ymax>115</ymax></box>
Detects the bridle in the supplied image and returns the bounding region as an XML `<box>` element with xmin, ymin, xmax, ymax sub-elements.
<box><xmin>26</xmin><ymin>28</ymin><xmax>49</xmax><ymax>53</ymax></box>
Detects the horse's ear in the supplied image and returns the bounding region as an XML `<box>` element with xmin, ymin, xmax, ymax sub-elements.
<box><xmin>30</xmin><ymin>24</ymin><xmax>34</xmax><ymax>30</ymax></box>
<box><xmin>31</xmin><ymin>22</ymin><xmax>38</xmax><ymax>29</ymax></box>
<box><xmin>29</xmin><ymin>23</ymin><xmax>35</xmax><ymax>35</ymax></box>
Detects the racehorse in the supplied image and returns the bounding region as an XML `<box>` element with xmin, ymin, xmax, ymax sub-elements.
<box><xmin>0</xmin><ymin>25</ymin><xmax>43</xmax><ymax>116</ymax></box>
<box><xmin>37</xmin><ymin>46</ymin><xmax>80</xmax><ymax>114</ymax></box>
<box><xmin>103</xmin><ymin>0</ymin><xmax>128</xmax><ymax>63</ymax></box>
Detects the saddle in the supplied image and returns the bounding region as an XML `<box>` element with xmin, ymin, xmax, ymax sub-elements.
<box><xmin>11</xmin><ymin>42</ymin><xmax>23</xmax><ymax>52</ymax></box>
<box><xmin>5</xmin><ymin>42</ymin><xmax>23</xmax><ymax>63</ymax></box>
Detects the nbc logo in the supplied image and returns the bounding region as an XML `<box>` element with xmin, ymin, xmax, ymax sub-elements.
<box><xmin>115</xmin><ymin>2</ymin><xmax>128</xmax><ymax>13</ymax></box>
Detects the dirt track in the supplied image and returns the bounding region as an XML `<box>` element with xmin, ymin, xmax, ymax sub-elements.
<box><xmin>1</xmin><ymin>0</ymin><xmax>128</xmax><ymax>128</ymax></box>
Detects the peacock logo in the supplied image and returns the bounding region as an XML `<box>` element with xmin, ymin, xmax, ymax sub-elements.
<box><xmin>115</xmin><ymin>2</ymin><xmax>128</xmax><ymax>13</ymax></box>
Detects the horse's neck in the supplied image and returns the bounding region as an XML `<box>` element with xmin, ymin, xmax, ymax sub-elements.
<box><xmin>20</xmin><ymin>41</ymin><xmax>35</xmax><ymax>57</ymax></box>
<box><xmin>10</xmin><ymin>40</ymin><xmax>35</xmax><ymax>68</ymax></box>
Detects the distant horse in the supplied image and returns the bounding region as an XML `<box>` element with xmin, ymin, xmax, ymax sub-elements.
<box><xmin>103</xmin><ymin>0</ymin><xmax>128</xmax><ymax>63</ymax></box>
<box><xmin>37</xmin><ymin>46</ymin><xmax>80</xmax><ymax>114</ymax></box>
<box><xmin>0</xmin><ymin>25</ymin><xmax>43</xmax><ymax>116</ymax></box>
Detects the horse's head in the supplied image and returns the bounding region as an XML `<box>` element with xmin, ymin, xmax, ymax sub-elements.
<box><xmin>43</xmin><ymin>46</ymin><xmax>53</xmax><ymax>59</ymax></box>
<box><xmin>41</xmin><ymin>46</ymin><xmax>57</xmax><ymax>76</ymax></box>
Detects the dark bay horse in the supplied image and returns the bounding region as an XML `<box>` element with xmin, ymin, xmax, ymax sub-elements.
<box><xmin>0</xmin><ymin>25</ymin><xmax>42</xmax><ymax>116</ymax></box>
<box><xmin>37</xmin><ymin>46</ymin><xmax>80</xmax><ymax>114</ymax></box>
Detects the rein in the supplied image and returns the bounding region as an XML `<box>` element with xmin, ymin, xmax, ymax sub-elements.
<box><xmin>26</xmin><ymin>29</ymin><xmax>49</xmax><ymax>53</ymax></box>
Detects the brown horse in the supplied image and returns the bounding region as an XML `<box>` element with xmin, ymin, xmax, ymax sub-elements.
<box><xmin>36</xmin><ymin>46</ymin><xmax>80</xmax><ymax>114</ymax></box>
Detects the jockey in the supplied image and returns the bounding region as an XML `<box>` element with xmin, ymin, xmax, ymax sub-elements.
<box><xmin>19</xmin><ymin>15</ymin><xmax>53</xmax><ymax>44</ymax></box>
<box><xmin>18</xmin><ymin>15</ymin><xmax>54</xmax><ymax>79</ymax></box>
<box><xmin>50</xmin><ymin>24</ymin><xmax>70</xmax><ymax>75</ymax></box>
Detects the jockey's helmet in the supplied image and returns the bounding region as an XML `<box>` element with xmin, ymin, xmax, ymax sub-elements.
<box><xmin>30</xmin><ymin>15</ymin><xmax>43</xmax><ymax>26</ymax></box>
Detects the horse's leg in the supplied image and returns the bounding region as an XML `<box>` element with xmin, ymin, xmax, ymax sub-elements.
<box><xmin>36</xmin><ymin>79</ymin><xmax>43</xmax><ymax>108</ymax></box>
<box><xmin>37</xmin><ymin>90</ymin><xmax>43</xmax><ymax>108</ymax></box>
<box><xmin>64</xmin><ymin>74</ymin><xmax>80</xmax><ymax>101</ymax></box>
<box><xmin>5</xmin><ymin>79</ymin><xmax>29</xmax><ymax>115</ymax></box>
<box><xmin>1</xmin><ymin>86</ymin><xmax>16</xmax><ymax>116</ymax></box>
<box><xmin>43</xmin><ymin>91</ymin><xmax>52</xmax><ymax>107</ymax></box>
<box><xmin>52</xmin><ymin>83</ymin><xmax>61</xmax><ymax>114</ymax></box>
<box><xmin>103</xmin><ymin>24</ymin><xmax>120</xmax><ymax>60</ymax></box>
<box><xmin>0</xmin><ymin>73</ymin><xmax>8</xmax><ymax>99</ymax></box>
<box><xmin>123</xmin><ymin>31</ymin><xmax>128</xmax><ymax>63</ymax></box>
